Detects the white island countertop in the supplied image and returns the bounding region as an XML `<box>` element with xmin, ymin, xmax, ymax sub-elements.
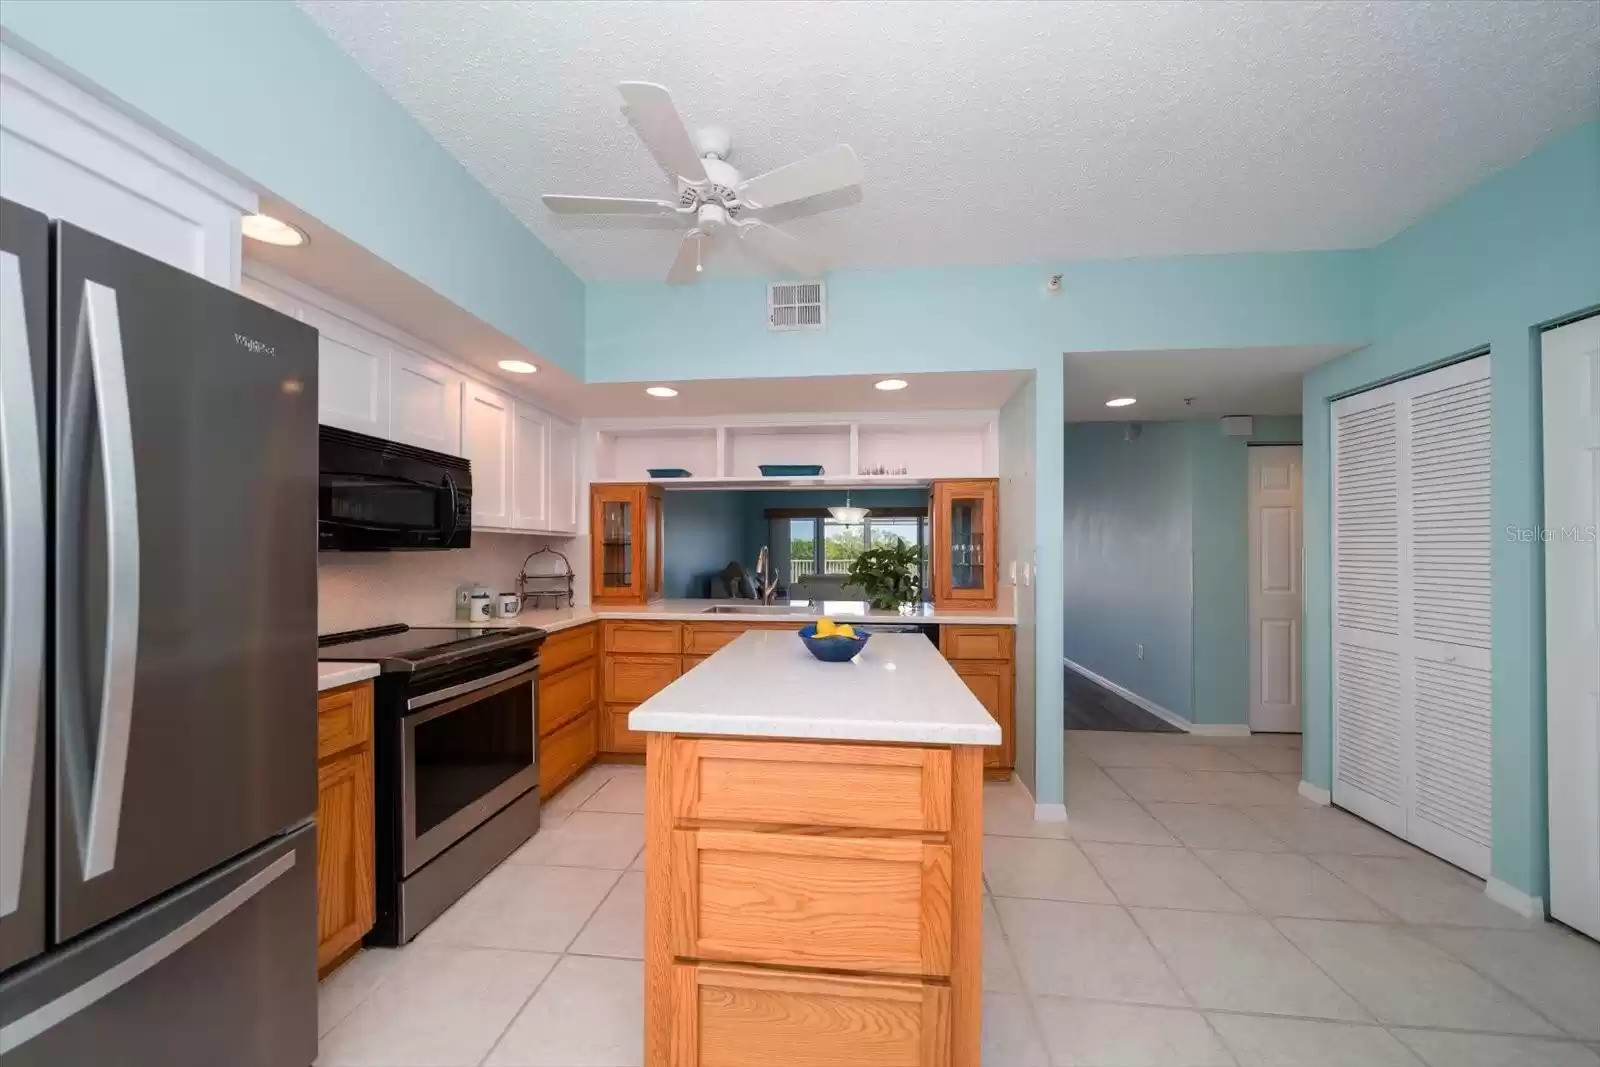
<box><xmin>318</xmin><ymin>662</ymin><xmax>380</xmax><ymax>692</ymax></box>
<box><xmin>628</xmin><ymin>630</ymin><xmax>1001</xmax><ymax>746</ymax></box>
<box><xmin>413</xmin><ymin>598</ymin><xmax>1015</xmax><ymax>634</ymax></box>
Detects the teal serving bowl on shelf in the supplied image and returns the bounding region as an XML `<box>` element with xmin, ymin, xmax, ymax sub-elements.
<box><xmin>798</xmin><ymin>624</ymin><xmax>870</xmax><ymax>662</ymax></box>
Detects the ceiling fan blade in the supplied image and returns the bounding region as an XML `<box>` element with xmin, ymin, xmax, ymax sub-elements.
<box><xmin>666</xmin><ymin>231</ymin><xmax>706</xmax><ymax>285</ymax></box>
<box><xmin>542</xmin><ymin>194</ymin><xmax>680</xmax><ymax>215</ymax></box>
<box><xmin>737</xmin><ymin>220</ymin><xmax>825</xmax><ymax>276</ymax></box>
<box><xmin>735</xmin><ymin>144</ymin><xmax>863</xmax><ymax>210</ymax></box>
<box><xmin>618</xmin><ymin>81</ymin><xmax>708</xmax><ymax>184</ymax></box>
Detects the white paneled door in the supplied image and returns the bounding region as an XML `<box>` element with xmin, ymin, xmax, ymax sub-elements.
<box><xmin>1249</xmin><ymin>446</ymin><xmax>1303</xmax><ymax>733</ymax></box>
<box><xmin>1331</xmin><ymin>355</ymin><xmax>1492</xmax><ymax>878</ymax></box>
<box><xmin>1543</xmin><ymin>314</ymin><xmax>1600</xmax><ymax>940</ymax></box>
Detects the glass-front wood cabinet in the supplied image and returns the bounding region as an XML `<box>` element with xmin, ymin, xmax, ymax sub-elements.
<box><xmin>931</xmin><ymin>479</ymin><xmax>999</xmax><ymax>610</ymax></box>
<box><xmin>590</xmin><ymin>483</ymin><xmax>664</xmax><ymax>604</ymax></box>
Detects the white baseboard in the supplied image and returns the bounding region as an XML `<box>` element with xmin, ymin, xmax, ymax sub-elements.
<box><xmin>1485</xmin><ymin>878</ymin><xmax>1545</xmax><ymax>920</ymax></box>
<box><xmin>1189</xmin><ymin>723</ymin><xmax>1253</xmax><ymax>737</ymax></box>
<box><xmin>1298</xmin><ymin>780</ymin><xmax>1332</xmax><ymax>806</ymax></box>
<box><xmin>1064</xmin><ymin>657</ymin><xmax>1198</xmax><ymax>733</ymax></box>
<box><xmin>1034</xmin><ymin>803</ymin><xmax>1069</xmax><ymax>823</ymax></box>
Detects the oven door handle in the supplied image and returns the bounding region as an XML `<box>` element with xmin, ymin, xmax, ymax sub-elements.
<box><xmin>406</xmin><ymin>660</ymin><xmax>539</xmax><ymax>713</ymax></box>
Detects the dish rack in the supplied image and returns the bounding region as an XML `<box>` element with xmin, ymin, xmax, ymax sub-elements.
<box><xmin>516</xmin><ymin>547</ymin><xmax>576</xmax><ymax>608</ymax></box>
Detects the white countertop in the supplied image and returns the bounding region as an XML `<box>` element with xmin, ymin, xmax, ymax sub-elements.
<box><xmin>419</xmin><ymin>599</ymin><xmax>1016</xmax><ymax>635</ymax></box>
<box><xmin>627</xmin><ymin>631</ymin><xmax>1001</xmax><ymax>746</ymax></box>
<box><xmin>318</xmin><ymin>662</ymin><xmax>380</xmax><ymax>691</ymax></box>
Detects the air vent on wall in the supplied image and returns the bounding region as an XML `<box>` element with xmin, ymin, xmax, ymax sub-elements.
<box><xmin>768</xmin><ymin>281</ymin><xmax>825</xmax><ymax>331</ymax></box>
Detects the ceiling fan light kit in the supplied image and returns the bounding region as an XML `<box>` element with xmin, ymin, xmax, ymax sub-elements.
<box><xmin>543</xmin><ymin>81</ymin><xmax>863</xmax><ymax>285</ymax></box>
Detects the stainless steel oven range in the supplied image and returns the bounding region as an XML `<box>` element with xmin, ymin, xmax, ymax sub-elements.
<box><xmin>318</xmin><ymin>624</ymin><xmax>547</xmax><ymax>945</ymax></box>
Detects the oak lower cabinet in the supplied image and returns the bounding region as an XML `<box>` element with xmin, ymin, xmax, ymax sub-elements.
<box><xmin>316</xmin><ymin>681</ymin><xmax>375</xmax><ymax>975</ymax></box>
<box><xmin>599</xmin><ymin>622</ymin><xmax>682</xmax><ymax>758</ymax></box>
<box><xmin>940</xmin><ymin>626</ymin><xmax>1015</xmax><ymax>779</ymax></box>
<box><xmin>645</xmin><ymin>735</ymin><xmax>982</xmax><ymax>1067</ymax></box>
<box><xmin>539</xmin><ymin>623</ymin><xmax>600</xmax><ymax>797</ymax></box>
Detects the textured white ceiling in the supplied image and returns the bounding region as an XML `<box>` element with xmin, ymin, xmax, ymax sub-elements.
<box><xmin>298</xmin><ymin>0</ymin><xmax>1600</xmax><ymax>282</ymax></box>
<box><xmin>1064</xmin><ymin>346</ymin><xmax>1358</xmax><ymax>421</ymax></box>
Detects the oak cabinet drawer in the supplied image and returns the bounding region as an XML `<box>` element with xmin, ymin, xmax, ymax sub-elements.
<box><xmin>671</xmin><ymin>963</ymin><xmax>949</xmax><ymax>1067</ymax></box>
<box><xmin>948</xmin><ymin>660</ymin><xmax>1012</xmax><ymax>769</ymax></box>
<box><xmin>604</xmin><ymin>620</ymin><xmax>681</xmax><ymax>655</ymax></box>
<box><xmin>541</xmin><ymin>709</ymin><xmax>596</xmax><ymax>798</ymax></box>
<box><xmin>604</xmin><ymin>653</ymin><xmax>680</xmax><ymax>703</ymax></box>
<box><xmin>940</xmin><ymin>625</ymin><xmax>1013</xmax><ymax>661</ymax></box>
<box><xmin>603</xmin><ymin>703</ymin><xmax>648</xmax><ymax>754</ymax></box>
<box><xmin>541</xmin><ymin>622</ymin><xmax>598</xmax><ymax>675</ymax></box>
<box><xmin>681</xmin><ymin>654</ymin><xmax>710</xmax><ymax>673</ymax></box>
<box><xmin>669</xmin><ymin>738</ymin><xmax>951</xmax><ymax>832</ymax></box>
<box><xmin>539</xmin><ymin>659</ymin><xmax>597</xmax><ymax>735</ymax></box>
<box><xmin>672</xmin><ymin>830</ymin><xmax>951</xmax><ymax>976</ymax></box>
<box><xmin>681</xmin><ymin>622</ymin><xmax>795</xmax><ymax>656</ymax></box>
<box><xmin>317</xmin><ymin>682</ymin><xmax>372</xmax><ymax>762</ymax></box>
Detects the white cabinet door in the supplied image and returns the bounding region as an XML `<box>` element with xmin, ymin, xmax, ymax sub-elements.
<box><xmin>462</xmin><ymin>381</ymin><xmax>512</xmax><ymax>527</ymax></box>
<box><xmin>511</xmin><ymin>402</ymin><xmax>550</xmax><ymax>531</ymax></box>
<box><xmin>390</xmin><ymin>350</ymin><xmax>462</xmax><ymax>455</ymax></box>
<box><xmin>318</xmin><ymin>334</ymin><xmax>388</xmax><ymax>438</ymax></box>
<box><xmin>547</xmin><ymin>417</ymin><xmax>579</xmax><ymax>533</ymax></box>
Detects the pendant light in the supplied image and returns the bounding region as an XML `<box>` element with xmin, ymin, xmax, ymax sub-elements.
<box><xmin>828</xmin><ymin>490</ymin><xmax>869</xmax><ymax>524</ymax></box>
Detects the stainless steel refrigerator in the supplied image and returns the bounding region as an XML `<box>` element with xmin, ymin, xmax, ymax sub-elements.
<box><xmin>0</xmin><ymin>198</ymin><xmax>320</xmax><ymax>1066</ymax></box>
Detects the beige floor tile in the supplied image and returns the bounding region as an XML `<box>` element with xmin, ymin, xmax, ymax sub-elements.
<box><xmin>1238</xmin><ymin>805</ymin><xmax>1423</xmax><ymax>857</ymax></box>
<box><xmin>580</xmin><ymin>773</ymin><xmax>647</xmax><ymax>814</ymax></box>
<box><xmin>1190</xmin><ymin>771</ymin><xmax>1301</xmax><ymax>806</ymax></box>
<box><xmin>1082</xmin><ymin>842</ymin><xmax>1251</xmax><ymax>913</ymax></box>
<box><xmin>1070</xmin><ymin>731</ymin><xmax>1179</xmax><ymax>768</ymax></box>
<box><xmin>509</xmin><ymin>811</ymin><xmax>644</xmax><ymax>869</ymax></box>
<box><xmin>1107</xmin><ymin>767</ymin><xmax>1218</xmax><ymax>804</ymax></box>
<box><xmin>1207</xmin><ymin>1014</ymin><xmax>1423</xmax><ymax>1066</ymax></box>
<box><xmin>569</xmin><ymin>870</ymin><xmax>644</xmax><ymax>959</ymax></box>
<box><xmin>1067</xmin><ymin>760</ymin><xmax>1134</xmax><ymax>802</ymax></box>
<box><xmin>317</xmin><ymin>947</ymin><xmax>406</xmax><ymax>1038</ymax></box>
<box><xmin>1154</xmin><ymin>745</ymin><xmax>1258</xmax><ymax>773</ymax></box>
<box><xmin>1065</xmin><ymin>798</ymin><xmax>1180</xmax><ymax>846</ymax></box>
<box><xmin>419</xmin><ymin>863</ymin><xmax>620</xmax><ymax>953</ymax></box>
<box><xmin>984</xmin><ymin>896</ymin><xmax>1026</xmax><ymax>994</ymax></box>
<box><xmin>1393</xmin><ymin>1029</ymin><xmax>1600</xmax><ymax>1067</ymax></box>
<box><xmin>986</xmin><ymin>781</ymin><xmax>1072</xmax><ymax>839</ymax></box>
<box><xmin>982</xmin><ymin>992</ymin><xmax>1050</xmax><ymax>1066</ymax></box>
<box><xmin>485</xmin><ymin>955</ymin><xmax>643</xmax><ymax>1066</ymax></box>
<box><xmin>544</xmin><ymin>765</ymin><xmax>619</xmax><ymax>816</ymax></box>
<box><xmin>318</xmin><ymin>945</ymin><xmax>557</xmax><ymax>1066</ymax></box>
<box><xmin>1033</xmin><ymin>998</ymin><xmax>1235</xmax><ymax>1066</ymax></box>
<box><xmin>1194</xmin><ymin>850</ymin><xmax>1391</xmax><ymax>920</ymax></box>
<box><xmin>1133</xmin><ymin>908</ymin><xmax>1370</xmax><ymax>1020</ymax></box>
<box><xmin>993</xmin><ymin>897</ymin><xmax>1187</xmax><ymax>1006</ymax></box>
<box><xmin>1229</xmin><ymin>746</ymin><xmax>1304</xmax><ymax>774</ymax></box>
<box><xmin>985</xmin><ymin>835</ymin><xmax>1117</xmax><ymax>903</ymax></box>
<box><xmin>1310</xmin><ymin>855</ymin><xmax>1530</xmax><ymax>929</ymax></box>
<box><xmin>1144</xmin><ymin>804</ymin><xmax>1289</xmax><ymax>852</ymax></box>
<box><xmin>1275</xmin><ymin>918</ymin><xmax>1560</xmax><ymax>1034</ymax></box>
<box><xmin>1422</xmin><ymin>924</ymin><xmax>1600</xmax><ymax>1039</ymax></box>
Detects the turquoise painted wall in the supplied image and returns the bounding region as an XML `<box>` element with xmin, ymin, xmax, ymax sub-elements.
<box><xmin>0</xmin><ymin>0</ymin><xmax>586</xmax><ymax>376</ymax></box>
<box><xmin>1302</xmin><ymin>121</ymin><xmax>1600</xmax><ymax>899</ymax></box>
<box><xmin>661</xmin><ymin>493</ymin><xmax>747</xmax><ymax>599</ymax></box>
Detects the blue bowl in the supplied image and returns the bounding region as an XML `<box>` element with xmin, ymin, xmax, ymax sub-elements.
<box><xmin>798</xmin><ymin>624</ymin><xmax>870</xmax><ymax>662</ymax></box>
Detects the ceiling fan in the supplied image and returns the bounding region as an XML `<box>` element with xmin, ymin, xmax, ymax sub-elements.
<box><xmin>542</xmin><ymin>82</ymin><xmax>863</xmax><ymax>284</ymax></box>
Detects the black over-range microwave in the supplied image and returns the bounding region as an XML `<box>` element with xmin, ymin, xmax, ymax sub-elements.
<box><xmin>319</xmin><ymin>425</ymin><xmax>473</xmax><ymax>550</ymax></box>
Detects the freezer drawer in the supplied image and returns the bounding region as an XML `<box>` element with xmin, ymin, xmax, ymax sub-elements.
<box><xmin>0</xmin><ymin>824</ymin><xmax>316</xmax><ymax>1067</ymax></box>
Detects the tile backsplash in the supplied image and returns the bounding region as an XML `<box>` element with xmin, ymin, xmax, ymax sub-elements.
<box><xmin>318</xmin><ymin>532</ymin><xmax>586</xmax><ymax>634</ymax></box>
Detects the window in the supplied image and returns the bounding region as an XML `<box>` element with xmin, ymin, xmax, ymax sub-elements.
<box><xmin>770</xmin><ymin>508</ymin><xmax>929</xmax><ymax>598</ymax></box>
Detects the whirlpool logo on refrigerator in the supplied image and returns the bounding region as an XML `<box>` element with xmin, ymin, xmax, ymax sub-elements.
<box><xmin>233</xmin><ymin>332</ymin><xmax>276</xmax><ymax>356</ymax></box>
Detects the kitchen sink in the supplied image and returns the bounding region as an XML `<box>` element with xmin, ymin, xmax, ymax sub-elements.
<box><xmin>700</xmin><ymin>604</ymin><xmax>813</xmax><ymax>615</ymax></box>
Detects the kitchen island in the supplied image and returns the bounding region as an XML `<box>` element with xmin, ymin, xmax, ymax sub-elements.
<box><xmin>630</xmin><ymin>631</ymin><xmax>1000</xmax><ymax>1067</ymax></box>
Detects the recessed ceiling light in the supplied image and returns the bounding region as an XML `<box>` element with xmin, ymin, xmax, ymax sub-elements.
<box><xmin>498</xmin><ymin>360</ymin><xmax>538</xmax><ymax>374</ymax></box>
<box><xmin>874</xmin><ymin>378</ymin><xmax>909</xmax><ymax>391</ymax></box>
<box><xmin>646</xmin><ymin>386</ymin><xmax>678</xmax><ymax>398</ymax></box>
<box><xmin>241</xmin><ymin>213</ymin><xmax>307</xmax><ymax>247</ymax></box>
<box><xmin>1106</xmin><ymin>397</ymin><xmax>1137</xmax><ymax>408</ymax></box>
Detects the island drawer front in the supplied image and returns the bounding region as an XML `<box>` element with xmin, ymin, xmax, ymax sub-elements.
<box><xmin>671</xmin><ymin>829</ymin><xmax>951</xmax><ymax>977</ymax></box>
<box><xmin>940</xmin><ymin>625</ymin><xmax>1013</xmax><ymax>661</ymax></box>
<box><xmin>318</xmin><ymin>682</ymin><xmax>373</xmax><ymax>762</ymax></box>
<box><xmin>539</xmin><ymin>659</ymin><xmax>598</xmax><ymax>736</ymax></box>
<box><xmin>682</xmin><ymin>622</ymin><xmax>797</xmax><ymax>656</ymax></box>
<box><xmin>669</xmin><ymin>738</ymin><xmax>952</xmax><ymax>832</ymax></box>
<box><xmin>671</xmin><ymin>962</ymin><xmax>950</xmax><ymax>1067</ymax></box>
<box><xmin>604</xmin><ymin>620</ymin><xmax>682</xmax><ymax>655</ymax></box>
<box><xmin>541</xmin><ymin>710</ymin><xmax>596</xmax><ymax>798</ymax></box>
<box><xmin>605</xmin><ymin>703</ymin><xmax>648</xmax><ymax>753</ymax></box>
<box><xmin>605</xmin><ymin>653</ymin><xmax>682</xmax><ymax>703</ymax></box>
<box><xmin>541</xmin><ymin>622</ymin><xmax>599</xmax><ymax>675</ymax></box>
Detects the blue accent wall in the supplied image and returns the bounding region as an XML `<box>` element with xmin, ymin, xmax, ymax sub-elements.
<box><xmin>661</xmin><ymin>493</ymin><xmax>747</xmax><ymax>599</ymax></box>
<box><xmin>1302</xmin><ymin>121</ymin><xmax>1600</xmax><ymax>899</ymax></box>
<box><xmin>0</xmin><ymin>0</ymin><xmax>586</xmax><ymax>376</ymax></box>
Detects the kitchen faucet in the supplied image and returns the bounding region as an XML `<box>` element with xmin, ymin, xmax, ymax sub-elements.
<box><xmin>753</xmin><ymin>545</ymin><xmax>778</xmax><ymax>605</ymax></box>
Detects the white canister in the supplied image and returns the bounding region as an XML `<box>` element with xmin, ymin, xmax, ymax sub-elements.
<box><xmin>494</xmin><ymin>593</ymin><xmax>521</xmax><ymax>618</ymax></box>
<box><xmin>467</xmin><ymin>587</ymin><xmax>493</xmax><ymax>623</ymax></box>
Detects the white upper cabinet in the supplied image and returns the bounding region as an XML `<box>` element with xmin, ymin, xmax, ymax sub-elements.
<box><xmin>511</xmin><ymin>402</ymin><xmax>551</xmax><ymax>531</ymax></box>
<box><xmin>463</xmin><ymin>381</ymin><xmax>514</xmax><ymax>528</ymax></box>
<box><xmin>390</xmin><ymin>350</ymin><xmax>463</xmax><ymax>455</ymax></box>
<box><xmin>547</xmin><ymin>417</ymin><xmax>579</xmax><ymax>534</ymax></box>
<box><xmin>318</xmin><ymin>333</ymin><xmax>389</xmax><ymax>438</ymax></box>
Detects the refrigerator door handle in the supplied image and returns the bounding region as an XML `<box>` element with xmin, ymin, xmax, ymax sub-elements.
<box><xmin>58</xmin><ymin>280</ymin><xmax>140</xmax><ymax>881</ymax></box>
<box><xmin>0</xmin><ymin>250</ymin><xmax>45</xmax><ymax>917</ymax></box>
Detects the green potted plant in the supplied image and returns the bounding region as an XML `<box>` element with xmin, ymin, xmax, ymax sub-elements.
<box><xmin>846</xmin><ymin>539</ymin><xmax>922</xmax><ymax>611</ymax></box>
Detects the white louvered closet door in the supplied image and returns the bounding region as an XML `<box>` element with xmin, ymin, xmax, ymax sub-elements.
<box><xmin>1332</xmin><ymin>355</ymin><xmax>1493</xmax><ymax>877</ymax></box>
